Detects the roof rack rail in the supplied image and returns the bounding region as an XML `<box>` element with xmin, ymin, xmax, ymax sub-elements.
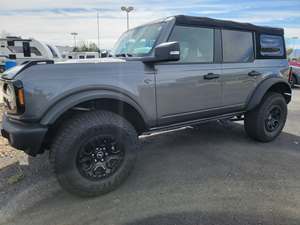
<box><xmin>17</xmin><ymin>60</ymin><xmax>54</xmax><ymax>75</ymax></box>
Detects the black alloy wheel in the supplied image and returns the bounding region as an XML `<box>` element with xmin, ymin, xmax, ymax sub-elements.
<box><xmin>76</xmin><ymin>136</ymin><xmax>125</xmax><ymax>180</ymax></box>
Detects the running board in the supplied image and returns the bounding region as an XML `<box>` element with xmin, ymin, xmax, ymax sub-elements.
<box><xmin>147</xmin><ymin>111</ymin><xmax>245</xmax><ymax>134</ymax></box>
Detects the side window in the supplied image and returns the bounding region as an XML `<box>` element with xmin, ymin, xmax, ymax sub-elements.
<box><xmin>23</xmin><ymin>42</ymin><xmax>31</xmax><ymax>57</ymax></box>
<box><xmin>168</xmin><ymin>26</ymin><xmax>214</xmax><ymax>63</ymax></box>
<box><xmin>30</xmin><ymin>47</ymin><xmax>42</xmax><ymax>56</ymax></box>
<box><xmin>260</xmin><ymin>34</ymin><xmax>284</xmax><ymax>57</ymax></box>
<box><xmin>222</xmin><ymin>30</ymin><xmax>254</xmax><ymax>63</ymax></box>
<box><xmin>86</xmin><ymin>55</ymin><xmax>95</xmax><ymax>59</ymax></box>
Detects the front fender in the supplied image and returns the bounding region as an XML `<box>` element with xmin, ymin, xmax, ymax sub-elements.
<box><xmin>40</xmin><ymin>89</ymin><xmax>147</xmax><ymax>126</ymax></box>
<box><xmin>246</xmin><ymin>78</ymin><xmax>291</xmax><ymax>111</ymax></box>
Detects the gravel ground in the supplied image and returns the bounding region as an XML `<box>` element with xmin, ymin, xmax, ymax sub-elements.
<box><xmin>0</xmin><ymin>105</ymin><xmax>53</xmax><ymax>219</ymax></box>
<box><xmin>0</xmin><ymin>106</ymin><xmax>16</xmax><ymax>160</ymax></box>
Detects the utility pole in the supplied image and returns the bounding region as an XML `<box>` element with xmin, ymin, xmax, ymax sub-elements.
<box><xmin>121</xmin><ymin>6</ymin><xmax>134</xmax><ymax>30</ymax></box>
<box><xmin>70</xmin><ymin>32</ymin><xmax>78</xmax><ymax>49</ymax></box>
<box><xmin>292</xmin><ymin>37</ymin><xmax>299</xmax><ymax>58</ymax></box>
<box><xmin>97</xmin><ymin>10</ymin><xmax>101</xmax><ymax>58</ymax></box>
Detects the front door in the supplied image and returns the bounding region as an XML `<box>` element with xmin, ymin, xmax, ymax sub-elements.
<box><xmin>155</xmin><ymin>25</ymin><xmax>222</xmax><ymax>125</ymax></box>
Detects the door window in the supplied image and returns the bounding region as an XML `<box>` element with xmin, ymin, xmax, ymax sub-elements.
<box><xmin>168</xmin><ymin>26</ymin><xmax>214</xmax><ymax>63</ymax></box>
<box><xmin>23</xmin><ymin>42</ymin><xmax>31</xmax><ymax>57</ymax></box>
<box><xmin>260</xmin><ymin>34</ymin><xmax>284</xmax><ymax>57</ymax></box>
<box><xmin>222</xmin><ymin>30</ymin><xmax>254</xmax><ymax>63</ymax></box>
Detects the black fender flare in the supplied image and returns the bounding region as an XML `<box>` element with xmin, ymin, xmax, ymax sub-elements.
<box><xmin>40</xmin><ymin>89</ymin><xmax>148</xmax><ymax>126</ymax></box>
<box><xmin>246</xmin><ymin>78</ymin><xmax>291</xmax><ymax>111</ymax></box>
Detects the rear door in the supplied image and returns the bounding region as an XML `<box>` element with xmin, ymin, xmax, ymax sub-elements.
<box><xmin>221</xmin><ymin>29</ymin><xmax>257</xmax><ymax>108</ymax></box>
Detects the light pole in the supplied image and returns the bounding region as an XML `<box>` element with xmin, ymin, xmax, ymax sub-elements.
<box><xmin>292</xmin><ymin>37</ymin><xmax>298</xmax><ymax>58</ymax></box>
<box><xmin>97</xmin><ymin>10</ymin><xmax>101</xmax><ymax>58</ymax></box>
<box><xmin>70</xmin><ymin>32</ymin><xmax>78</xmax><ymax>50</ymax></box>
<box><xmin>121</xmin><ymin>6</ymin><xmax>134</xmax><ymax>30</ymax></box>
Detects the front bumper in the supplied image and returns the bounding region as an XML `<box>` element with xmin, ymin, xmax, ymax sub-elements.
<box><xmin>1</xmin><ymin>114</ymin><xmax>48</xmax><ymax>156</ymax></box>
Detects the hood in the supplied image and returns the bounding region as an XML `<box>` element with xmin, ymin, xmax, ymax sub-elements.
<box><xmin>1</xmin><ymin>57</ymin><xmax>127</xmax><ymax>80</ymax></box>
<box><xmin>58</xmin><ymin>58</ymin><xmax>126</xmax><ymax>64</ymax></box>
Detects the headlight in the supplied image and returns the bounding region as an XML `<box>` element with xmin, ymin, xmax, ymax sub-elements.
<box><xmin>1</xmin><ymin>80</ymin><xmax>25</xmax><ymax>114</ymax></box>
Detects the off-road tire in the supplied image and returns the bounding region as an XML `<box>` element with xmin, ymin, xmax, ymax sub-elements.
<box><xmin>49</xmin><ymin>110</ymin><xmax>139</xmax><ymax>197</ymax></box>
<box><xmin>244</xmin><ymin>92</ymin><xmax>287</xmax><ymax>142</ymax></box>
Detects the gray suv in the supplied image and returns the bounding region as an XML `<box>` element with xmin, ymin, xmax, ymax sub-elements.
<box><xmin>0</xmin><ymin>15</ymin><xmax>292</xmax><ymax>197</ymax></box>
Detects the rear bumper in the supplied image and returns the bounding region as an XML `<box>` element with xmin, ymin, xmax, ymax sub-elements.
<box><xmin>1</xmin><ymin>114</ymin><xmax>48</xmax><ymax>156</ymax></box>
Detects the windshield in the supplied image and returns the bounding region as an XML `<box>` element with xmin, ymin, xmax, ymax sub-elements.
<box><xmin>112</xmin><ymin>23</ymin><xmax>163</xmax><ymax>57</ymax></box>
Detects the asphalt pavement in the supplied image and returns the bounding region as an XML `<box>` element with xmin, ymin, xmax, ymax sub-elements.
<box><xmin>3</xmin><ymin>88</ymin><xmax>300</xmax><ymax>225</ymax></box>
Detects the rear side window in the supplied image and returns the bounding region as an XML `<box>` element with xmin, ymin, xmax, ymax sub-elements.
<box><xmin>168</xmin><ymin>26</ymin><xmax>214</xmax><ymax>63</ymax></box>
<box><xmin>86</xmin><ymin>55</ymin><xmax>95</xmax><ymax>59</ymax></box>
<box><xmin>222</xmin><ymin>30</ymin><xmax>254</xmax><ymax>63</ymax></box>
<box><xmin>260</xmin><ymin>34</ymin><xmax>284</xmax><ymax>57</ymax></box>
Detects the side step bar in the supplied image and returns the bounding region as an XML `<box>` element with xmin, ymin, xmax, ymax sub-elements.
<box><xmin>147</xmin><ymin>111</ymin><xmax>245</xmax><ymax>134</ymax></box>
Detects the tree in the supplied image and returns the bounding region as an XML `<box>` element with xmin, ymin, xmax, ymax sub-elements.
<box><xmin>287</xmin><ymin>48</ymin><xmax>293</xmax><ymax>56</ymax></box>
<box><xmin>73</xmin><ymin>41</ymin><xmax>99</xmax><ymax>52</ymax></box>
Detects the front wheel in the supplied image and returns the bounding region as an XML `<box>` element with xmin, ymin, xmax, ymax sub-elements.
<box><xmin>244</xmin><ymin>92</ymin><xmax>287</xmax><ymax>142</ymax></box>
<box><xmin>50</xmin><ymin>110</ymin><xmax>139</xmax><ymax>197</ymax></box>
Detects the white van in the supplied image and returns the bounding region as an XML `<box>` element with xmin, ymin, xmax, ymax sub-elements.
<box><xmin>0</xmin><ymin>36</ymin><xmax>62</xmax><ymax>64</ymax></box>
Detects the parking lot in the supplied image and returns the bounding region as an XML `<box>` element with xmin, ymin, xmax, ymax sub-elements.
<box><xmin>0</xmin><ymin>87</ymin><xmax>299</xmax><ymax>225</ymax></box>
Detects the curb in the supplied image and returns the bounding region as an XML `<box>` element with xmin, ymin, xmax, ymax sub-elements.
<box><xmin>0</xmin><ymin>177</ymin><xmax>60</xmax><ymax>224</ymax></box>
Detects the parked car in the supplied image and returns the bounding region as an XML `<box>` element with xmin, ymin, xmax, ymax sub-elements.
<box><xmin>0</xmin><ymin>36</ymin><xmax>62</xmax><ymax>65</ymax></box>
<box><xmin>0</xmin><ymin>15</ymin><xmax>291</xmax><ymax>197</ymax></box>
<box><xmin>289</xmin><ymin>61</ymin><xmax>300</xmax><ymax>87</ymax></box>
<box><xmin>0</xmin><ymin>55</ymin><xmax>6</xmax><ymax>73</ymax></box>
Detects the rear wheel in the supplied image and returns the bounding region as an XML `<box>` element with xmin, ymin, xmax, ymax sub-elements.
<box><xmin>244</xmin><ymin>92</ymin><xmax>287</xmax><ymax>142</ymax></box>
<box><xmin>50</xmin><ymin>110</ymin><xmax>139</xmax><ymax>197</ymax></box>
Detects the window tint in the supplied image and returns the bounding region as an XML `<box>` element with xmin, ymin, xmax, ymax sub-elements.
<box><xmin>79</xmin><ymin>55</ymin><xmax>85</xmax><ymax>59</ymax></box>
<box><xmin>168</xmin><ymin>26</ymin><xmax>214</xmax><ymax>63</ymax></box>
<box><xmin>222</xmin><ymin>30</ymin><xmax>254</xmax><ymax>63</ymax></box>
<box><xmin>23</xmin><ymin>42</ymin><xmax>31</xmax><ymax>57</ymax></box>
<box><xmin>30</xmin><ymin>47</ymin><xmax>42</xmax><ymax>56</ymax></box>
<box><xmin>7</xmin><ymin>46</ymin><xmax>23</xmax><ymax>53</ymax></box>
<box><xmin>47</xmin><ymin>44</ymin><xmax>58</xmax><ymax>58</ymax></box>
<box><xmin>86</xmin><ymin>55</ymin><xmax>95</xmax><ymax>59</ymax></box>
<box><xmin>260</xmin><ymin>34</ymin><xmax>284</xmax><ymax>57</ymax></box>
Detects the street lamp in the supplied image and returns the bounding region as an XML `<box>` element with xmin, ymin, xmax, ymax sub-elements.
<box><xmin>121</xmin><ymin>6</ymin><xmax>134</xmax><ymax>30</ymax></box>
<box><xmin>70</xmin><ymin>32</ymin><xmax>78</xmax><ymax>49</ymax></box>
<box><xmin>97</xmin><ymin>10</ymin><xmax>101</xmax><ymax>58</ymax></box>
<box><xmin>292</xmin><ymin>37</ymin><xmax>299</xmax><ymax>57</ymax></box>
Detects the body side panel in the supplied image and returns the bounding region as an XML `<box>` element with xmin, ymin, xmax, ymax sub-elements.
<box><xmin>13</xmin><ymin>61</ymin><xmax>157</xmax><ymax>126</ymax></box>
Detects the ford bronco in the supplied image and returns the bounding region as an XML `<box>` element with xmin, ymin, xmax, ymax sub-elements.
<box><xmin>0</xmin><ymin>15</ymin><xmax>292</xmax><ymax>196</ymax></box>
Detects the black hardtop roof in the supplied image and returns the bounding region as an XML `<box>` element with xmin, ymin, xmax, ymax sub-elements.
<box><xmin>173</xmin><ymin>15</ymin><xmax>284</xmax><ymax>35</ymax></box>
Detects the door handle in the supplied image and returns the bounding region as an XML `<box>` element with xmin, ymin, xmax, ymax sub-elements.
<box><xmin>203</xmin><ymin>73</ymin><xmax>220</xmax><ymax>80</ymax></box>
<box><xmin>248</xmin><ymin>71</ymin><xmax>261</xmax><ymax>77</ymax></box>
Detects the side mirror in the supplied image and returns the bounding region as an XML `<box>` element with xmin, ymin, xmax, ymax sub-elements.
<box><xmin>142</xmin><ymin>42</ymin><xmax>180</xmax><ymax>63</ymax></box>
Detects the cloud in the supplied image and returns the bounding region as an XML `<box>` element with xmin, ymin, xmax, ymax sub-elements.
<box><xmin>1</xmin><ymin>0</ymin><xmax>300</xmax><ymax>49</ymax></box>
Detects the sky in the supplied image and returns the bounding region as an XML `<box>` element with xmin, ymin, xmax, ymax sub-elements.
<box><xmin>0</xmin><ymin>0</ymin><xmax>300</xmax><ymax>49</ymax></box>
